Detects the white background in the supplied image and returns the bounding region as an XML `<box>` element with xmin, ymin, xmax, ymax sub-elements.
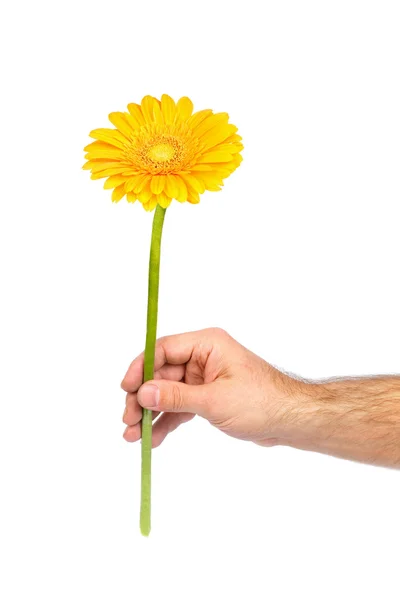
<box><xmin>1</xmin><ymin>1</ymin><xmax>399</xmax><ymax>598</ymax></box>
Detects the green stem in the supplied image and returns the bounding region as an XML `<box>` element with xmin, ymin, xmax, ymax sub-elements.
<box><xmin>140</xmin><ymin>204</ymin><xmax>166</xmax><ymax>536</ymax></box>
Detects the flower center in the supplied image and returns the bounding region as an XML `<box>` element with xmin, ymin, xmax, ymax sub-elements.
<box><xmin>147</xmin><ymin>143</ymin><xmax>175</xmax><ymax>163</ymax></box>
<box><xmin>123</xmin><ymin>124</ymin><xmax>203</xmax><ymax>174</ymax></box>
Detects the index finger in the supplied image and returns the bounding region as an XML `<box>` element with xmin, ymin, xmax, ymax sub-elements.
<box><xmin>121</xmin><ymin>330</ymin><xmax>206</xmax><ymax>393</ymax></box>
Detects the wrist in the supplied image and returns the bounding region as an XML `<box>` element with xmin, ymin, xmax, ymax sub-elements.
<box><xmin>265</xmin><ymin>368</ymin><xmax>323</xmax><ymax>448</ymax></box>
<box><xmin>281</xmin><ymin>381</ymin><xmax>327</xmax><ymax>449</ymax></box>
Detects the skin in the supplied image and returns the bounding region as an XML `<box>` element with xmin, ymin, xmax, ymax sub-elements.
<box><xmin>122</xmin><ymin>328</ymin><xmax>400</xmax><ymax>468</ymax></box>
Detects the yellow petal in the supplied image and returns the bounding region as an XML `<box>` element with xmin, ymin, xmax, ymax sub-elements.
<box><xmin>228</xmin><ymin>154</ymin><xmax>243</xmax><ymax>173</ymax></box>
<box><xmin>89</xmin><ymin>128</ymin><xmax>128</xmax><ymax>149</ymax></box>
<box><xmin>203</xmin><ymin>183</ymin><xmax>221</xmax><ymax>191</ymax></box>
<box><xmin>143</xmin><ymin>196</ymin><xmax>158</xmax><ymax>211</ymax></box>
<box><xmin>124</xmin><ymin>112</ymin><xmax>142</xmax><ymax>131</ymax></box>
<box><xmin>111</xmin><ymin>184</ymin><xmax>126</xmax><ymax>203</ymax></box>
<box><xmin>224</xmin><ymin>133</ymin><xmax>242</xmax><ymax>143</ymax></box>
<box><xmin>104</xmin><ymin>175</ymin><xmax>129</xmax><ymax>189</ymax></box>
<box><xmin>176</xmin><ymin>97</ymin><xmax>194</xmax><ymax>121</ymax></box>
<box><xmin>127</xmin><ymin>192</ymin><xmax>137</xmax><ymax>203</ymax></box>
<box><xmin>161</xmin><ymin>94</ymin><xmax>176</xmax><ymax>124</ymax></box>
<box><xmin>127</xmin><ymin>103</ymin><xmax>146</xmax><ymax>127</ymax></box>
<box><xmin>85</xmin><ymin>151</ymin><xmax>121</xmax><ymax>160</ymax></box>
<box><xmin>84</xmin><ymin>140</ymin><xmax>112</xmax><ymax>153</ymax></box>
<box><xmin>212</xmin><ymin>168</ymin><xmax>231</xmax><ymax>178</ymax></box>
<box><xmin>197</xmin><ymin>151</ymin><xmax>233</xmax><ymax>163</ymax></box>
<box><xmin>97</xmin><ymin>168</ymin><xmax>129</xmax><ymax>177</ymax></box>
<box><xmin>164</xmin><ymin>173</ymin><xmax>179</xmax><ymax>198</ymax></box>
<box><xmin>193</xmin><ymin>113</ymin><xmax>229</xmax><ymax>138</ymax></box>
<box><xmin>153</xmin><ymin>101</ymin><xmax>164</xmax><ymax>125</ymax></box>
<box><xmin>121</xmin><ymin>170</ymin><xmax>141</xmax><ymax>177</ymax></box>
<box><xmin>180</xmin><ymin>173</ymin><xmax>205</xmax><ymax>194</ymax></box>
<box><xmin>141</xmin><ymin>95</ymin><xmax>156</xmax><ymax>123</ymax></box>
<box><xmin>108</xmin><ymin>112</ymin><xmax>135</xmax><ymax>138</ymax></box>
<box><xmin>91</xmin><ymin>167</ymin><xmax>129</xmax><ymax>180</ymax></box>
<box><xmin>187</xmin><ymin>190</ymin><xmax>200</xmax><ymax>204</ymax></box>
<box><xmin>150</xmin><ymin>175</ymin><xmax>165</xmax><ymax>194</ymax></box>
<box><xmin>174</xmin><ymin>176</ymin><xmax>188</xmax><ymax>202</ymax></box>
<box><xmin>91</xmin><ymin>168</ymin><xmax>134</xmax><ymax>179</ymax></box>
<box><xmin>84</xmin><ymin>141</ymin><xmax>123</xmax><ymax>159</ymax></box>
<box><xmin>83</xmin><ymin>160</ymin><xmax>120</xmax><ymax>172</ymax></box>
<box><xmin>148</xmin><ymin>197</ymin><xmax>158</xmax><ymax>210</ymax></box>
<box><xmin>157</xmin><ymin>192</ymin><xmax>172</xmax><ymax>208</ymax></box>
<box><xmin>197</xmin><ymin>171</ymin><xmax>224</xmax><ymax>190</ymax></box>
<box><xmin>187</xmin><ymin>109</ymin><xmax>212</xmax><ymax>129</ymax></box>
<box><xmin>201</xmin><ymin>124</ymin><xmax>237</xmax><ymax>151</ymax></box>
<box><xmin>213</xmin><ymin>142</ymin><xmax>243</xmax><ymax>154</ymax></box>
<box><xmin>188</xmin><ymin>164</ymin><xmax>213</xmax><ymax>172</ymax></box>
<box><xmin>125</xmin><ymin>174</ymin><xmax>148</xmax><ymax>192</ymax></box>
<box><xmin>137</xmin><ymin>183</ymin><xmax>153</xmax><ymax>203</ymax></box>
<box><xmin>134</xmin><ymin>175</ymin><xmax>151</xmax><ymax>193</ymax></box>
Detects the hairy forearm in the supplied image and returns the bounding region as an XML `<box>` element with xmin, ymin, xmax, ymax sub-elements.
<box><xmin>283</xmin><ymin>376</ymin><xmax>400</xmax><ymax>467</ymax></box>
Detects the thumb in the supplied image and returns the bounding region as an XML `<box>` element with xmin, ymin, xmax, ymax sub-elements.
<box><xmin>137</xmin><ymin>379</ymin><xmax>213</xmax><ymax>418</ymax></box>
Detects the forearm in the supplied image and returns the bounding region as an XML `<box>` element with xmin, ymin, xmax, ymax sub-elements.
<box><xmin>283</xmin><ymin>375</ymin><xmax>400</xmax><ymax>467</ymax></box>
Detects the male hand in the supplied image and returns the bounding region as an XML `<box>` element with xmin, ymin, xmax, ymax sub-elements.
<box><xmin>121</xmin><ymin>328</ymin><xmax>305</xmax><ymax>448</ymax></box>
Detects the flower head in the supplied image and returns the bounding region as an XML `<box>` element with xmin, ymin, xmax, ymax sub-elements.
<box><xmin>83</xmin><ymin>95</ymin><xmax>243</xmax><ymax>211</ymax></box>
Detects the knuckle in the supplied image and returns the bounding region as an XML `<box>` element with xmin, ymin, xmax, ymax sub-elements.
<box><xmin>169</xmin><ymin>384</ymin><xmax>184</xmax><ymax>411</ymax></box>
<box><xmin>205</xmin><ymin>327</ymin><xmax>228</xmax><ymax>338</ymax></box>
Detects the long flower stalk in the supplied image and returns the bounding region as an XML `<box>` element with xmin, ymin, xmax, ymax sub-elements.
<box><xmin>141</xmin><ymin>204</ymin><xmax>166</xmax><ymax>536</ymax></box>
<box><xmin>84</xmin><ymin>94</ymin><xmax>243</xmax><ymax>537</ymax></box>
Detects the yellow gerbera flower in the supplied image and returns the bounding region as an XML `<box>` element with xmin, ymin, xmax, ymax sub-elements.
<box><xmin>83</xmin><ymin>94</ymin><xmax>243</xmax><ymax>211</ymax></box>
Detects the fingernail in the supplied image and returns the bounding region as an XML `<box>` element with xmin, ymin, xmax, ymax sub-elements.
<box><xmin>138</xmin><ymin>384</ymin><xmax>160</xmax><ymax>408</ymax></box>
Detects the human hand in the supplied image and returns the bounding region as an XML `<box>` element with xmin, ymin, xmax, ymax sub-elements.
<box><xmin>121</xmin><ymin>328</ymin><xmax>307</xmax><ymax>448</ymax></box>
